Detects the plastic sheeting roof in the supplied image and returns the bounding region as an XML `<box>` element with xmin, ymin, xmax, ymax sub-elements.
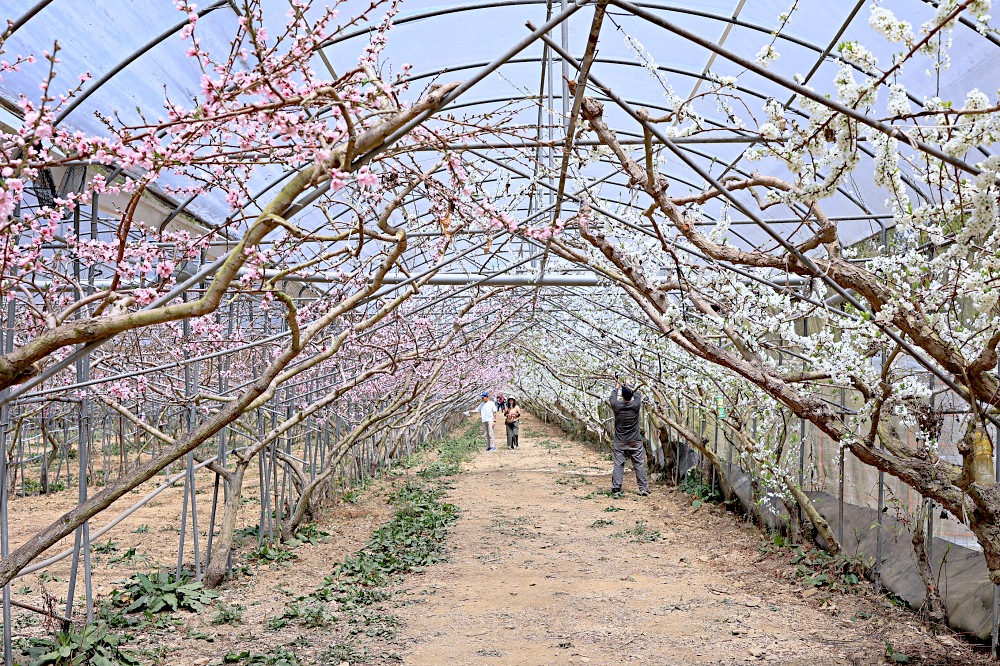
<box><xmin>5</xmin><ymin>0</ymin><xmax>1000</xmax><ymax>256</ymax></box>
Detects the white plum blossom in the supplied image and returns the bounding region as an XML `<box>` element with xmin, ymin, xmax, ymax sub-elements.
<box><xmin>755</xmin><ymin>44</ymin><xmax>780</xmax><ymax>68</ymax></box>
<box><xmin>887</xmin><ymin>84</ymin><xmax>912</xmax><ymax>116</ymax></box>
<box><xmin>869</xmin><ymin>4</ymin><xmax>914</xmax><ymax>43</ymax></box>
<box><xmin>836</xmin><ymin>41</ymin><xmax>878</xmax><ymax>71</ymax></box>
<box><xmin>759</xmin><ymin>122</ymin><xmax>782</xmax><ymax>140</ymax></box>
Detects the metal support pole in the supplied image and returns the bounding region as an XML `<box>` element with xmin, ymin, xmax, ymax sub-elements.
<box><xmin>926</xmin><ymin>498</ymin><xmax>934</xmax><ymax>576</ymax></box>
<box><xmin>838</xmin><ymin>445</ymin><xmax>845</xmax><ymax>547</ymax></box>
<box><xmin>65</xmin><ymin>366</ymin><xmax>94</xmax><ymax>623</ymax></box>
<box><xmin>205</xmin><ymin>307</ymin><xmax>232</xmax><ymax>570</ymax></box>
<box><xmin>994</xmin><ymin>409</ymin><xmax>999</xmax><ymax>655</ymax></box>
<box><xmin>0</xmin><ymin>415</ymin><xmax>9</xmax><ymax>659</ymax></box>
<box><xmin>875</xmin><ymin>466</ymin><xmax>885</xmax><ymax>592</ymax></box>
<box><xmin>0</xmin><ymin>289</ymin><xmax>14</xmax><ymax>662</ymax></box>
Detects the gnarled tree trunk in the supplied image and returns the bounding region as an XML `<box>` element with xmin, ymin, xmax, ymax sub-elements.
<box><xmin>204</xmin><ymin>462</ymin><xmax>248</xmax><ymax>589</ymax></box>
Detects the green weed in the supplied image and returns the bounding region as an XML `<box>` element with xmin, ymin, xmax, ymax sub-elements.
<box><xmin>22</xmin><ymin>621</ymin><xmax>139</xmax><ymax>666</ymax></box>
<box><xmin>286</xmin><ymin>523</ymin><xmax>329</xmax><ymax>547</ymax></box>
<box><xmin>555</xmin><ymin>474</ymin><xmax>591</xmax><ymax>488</ymax></box>
<box><xmin>348</xmin><ymin>609</ymin><xmax>401</xmax><ymax>638</ymax></box>
<box><xmin>211</xmin><ymin>602</ymin><xmax>244</xmax><ymax>625</ymax></box>
<box><xmin>108</xmin><ymin>571</ymin><xmax>218</xmax><ymax>614</ymax></box>
<box><xmin>223</xmin><ymin>646</ymin><xmax>301</xmax><ymax>665</ymax></box>
<box><xmin>93</xmin><ymin>540</ymin><xmax>119</xmax><ymax>554</ymax></box>
<box><xmin>613</xmin><ymin>520</ymin><xmax>661</xmax><ymax>543</ymax></box>
<box><xmin>246</xmin><ymin>543</ymin><xmax>297</xmax><ymax>564</ymax></box>
<box><xmin>884</xmin><ymin>640</ymin><xmax>912</xmax><ymax>663</ymax></box>
<box><xmin>791</xmin><ymin>547</ymin><xmax>865</xmax><ymax>592</ymax></box>
<box><xmin>108</xmin><ymin>547</ymin><xmax>146</xmax><ymax>567</ymax></box>
<box><xmin>680</xmin><ymin>469</ymin><xmax>722</xmax><ymax>507</ymax></box>
<box><xmin>278</xmin><ymin>599</ymin><xmax>336</xmax><ymax>628</ymax></box>
<box><xmin>271</xmin><ymin>428</ymin><xmax>473</xmax><ymax>650</ymax></box>
<box><xmin>418</xmin><ymin>425</ymin><xmax>481</xmax><ymax>479</ymax></box>
<box><xmin>340</xmin><ymin>477</ymin><xmax>372</xmax><ymax>504</ymax></box>
<box><xmin>321</xmin><ymin>642</ymin><xmax>366</xmax><ymax>663</ymax></box>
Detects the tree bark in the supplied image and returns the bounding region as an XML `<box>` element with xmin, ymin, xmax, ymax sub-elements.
<box><xmin>650</xmin><ymin>404</ymin><xmax>734</xmax><ymax>504</ymax></box>
<box><xmin>784</xmin><ymin>477</ymin><xmax>839</xmax><ymax>554</ymax></box>
<box><xmin>204</xmin><ymin>463</ymin><xmax>248</xmax><ymax>589</ymax></box>
<box><xmin>912</xmin><ymin>503</ymin><xmax>947</xmax><ymax>631</ymax></box>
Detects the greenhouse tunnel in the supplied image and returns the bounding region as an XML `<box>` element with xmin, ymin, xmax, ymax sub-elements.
<box><xmin>4</xmin><ymin>0</ymin><xmax>1000</xmax><ymax>663</ymax></box>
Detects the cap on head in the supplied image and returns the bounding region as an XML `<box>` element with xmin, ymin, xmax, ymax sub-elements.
<box><xmin>481</xmin><ymin>392</ymin><xmax>489</xmax><ymax>398</ymax></box>
<box><xmin>621</xmin><ymin>385</ymin><xmax>634</xmax><ymax>401</ymax></box>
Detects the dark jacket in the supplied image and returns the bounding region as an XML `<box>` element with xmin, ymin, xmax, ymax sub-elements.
<box><xmin>609</xmin><ymin>387</ymin><xmax>642</xmax><ymax>443</ymax></box>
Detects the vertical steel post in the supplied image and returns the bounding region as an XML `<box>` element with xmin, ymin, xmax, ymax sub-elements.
<box><xmin>994</xmin><ymin>411</ymin><xmax>999</xmax><ymax>655</ymax></box>
<box><xmin>926</xmin><ymin>498</ymin><xmax>934</xmax><ymax>576</ymax></box>
<box><xmin>838</xmin><ymin>387</ymin><xmax>845</xmax><ymax>547</ymax></box>
<box><xmin>0</xmin><ymin>294</ymin><xmax>15</xmax><ymax>663</ymax></box>
<box><xmin>205</xmin><ymin>307</ymin><xmax>232</xmax><ymax>569</ymax></box>
<box><xmin>875</xmin><ymin>467</ymin><xmax>885</xmax><ymax>592</ymax></box>
<box><xmin>712</xmin><ymin>415</ymin><xmax>718</xmax><ymax>497</ymax></box>
<box><xmin>560</xmin><ymin>0</ymin><xmax>570</xmax><ymax>124</ymax></box>
<box><xmin>65</xmin><ymin>356</ymin><xmax>93</xmax><ymax>622</ymax></box>
<box><xmin>177</xmin><ymin>311</ymin><xmax>193</xmax><ymax>578</ymax></box>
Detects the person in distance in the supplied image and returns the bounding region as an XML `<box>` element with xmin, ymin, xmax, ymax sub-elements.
<box><xmin>465</xmin><ymin>391</ymin><xmax>498</xmax><ymax>451</ymax></box>
<box><xmin>608</xmin><ymin>377</ymin><xmax>649</xmax><ymax>497</ymax></box>
<box><xmin>504</xmin><ymin>397</ymin><xmax>521</xmax><ymax>449</ymax></box>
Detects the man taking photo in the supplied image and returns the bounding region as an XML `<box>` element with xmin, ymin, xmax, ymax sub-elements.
<box><xmin>608</xmin><ymin>377</ymin><xmax>649</xmax><ymax>496</ymax></box>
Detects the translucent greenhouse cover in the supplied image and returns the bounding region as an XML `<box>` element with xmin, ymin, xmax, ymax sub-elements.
<box><xmin>4</xmin><ymin>0</ymin><xmax>1000</xmax><ymax>250</ymax></box>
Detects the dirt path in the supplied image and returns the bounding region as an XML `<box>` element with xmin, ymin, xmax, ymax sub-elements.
<box><xmin>6</xmin><ymin>413</ymin><xmax>989</xmax><ymax>665</ymax></box>
<box><xmin>387</xmin><ymin>413</ymin><xmax>985</xmax><ymax>666</ymax></box>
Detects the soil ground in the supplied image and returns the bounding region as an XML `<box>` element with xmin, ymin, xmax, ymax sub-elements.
<box><xmin>7</xmin><ymin>412</ymin><xmax>994</xmax><ymax>665</ymax></box>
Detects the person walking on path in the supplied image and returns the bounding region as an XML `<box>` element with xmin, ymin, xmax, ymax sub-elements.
<box><xmin>466</xmin><ymin>392</ymin><xmax>498</xmax><ymax>451</ymax></box>
<box><xmin>608</xmin><ymin>379</ymin><xmax>649</xmax><ymax>496</ymax></box>
<box><xmin>504</xmin><ymin>397</ymin><xmax>521</xmax><ymax>449</ymax></box>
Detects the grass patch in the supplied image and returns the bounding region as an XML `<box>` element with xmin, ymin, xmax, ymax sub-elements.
<box><xmin>791</xmin><ymin>546</ymin><xmax>865</xmax><ymax>592</ymax></box>
<box><xmin>108</xmin><ymin>547</ymin><xmax>146</xmax><ymax>567</ymax></box>
<box><xmin>613</xmin><ymin>520</ymin><xmax>661</xmax><ymax>543</ymax></box>
<box><xmin>22</xmin><ymin>621</ymin><xmax>140</xmax><ymax>666</ymax></box>
<box><xmin>277</xmin><ymin>424</ymin><xmax>474</xmax><ymax>644</ymax></box>
<box><xmin>211</xmin><ymin>602</ymin><xmax>244</xmax><ymax>626</ymax></box>
<box><xmin>418</xmin><ymin>424</ymin><xmax>481</xmax><ymax>479</ymax></box>
<box><xmin>246</xmin><ymin>543</ymin><xmax>297</xmax><ymax>564</ymax></box>
<box><xmin>555</xmin><ymin>473</ymin><xmax>591</xmax><ymax>489</ymax></box>
<box><xmin>581</xmin><ymin>489</ymin><xmax>617</xmax><ymax>499</ymax></box>
<box><xmin>223</xmin><ymin>646</ymin><xmax>301</xmax><ymax>665</ymax></box>
<box><xmin>323</xmin><ymin>482</ymin><xmax>458</xmax><ymax>610</ymax></box>
<box><xmin>590</xmin><ymin>518</ymin><xmax>615</xmax><ymax>528</ymax></box>
<box><xmin>536</xmin><ymin>438</ymin><xmax>562</xmax><ymax>450</ymax></box>
<box><xmin>107</xmin><ymin>571</ymin><xmax>218</xmax><ymax>614</ymax></box>
<box><xmin>320</xmin><ymin>642</ymin><xmax>367</xmax><ymax>663</ymax></box>
<box><xmin>680</xmin><ymin>469</ymin><xmax>722</xmax><ymax>508</ymax></box>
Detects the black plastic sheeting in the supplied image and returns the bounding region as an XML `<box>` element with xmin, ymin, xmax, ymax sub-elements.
<box><xmin>671</xmin><ymin>441</ymin><xmax>994</xmax><ymax>640</ymax></box>
<box><xmin>806</xmin><ymin>491</ymin><xmax>993</xmax><ymax>640</ymax></box>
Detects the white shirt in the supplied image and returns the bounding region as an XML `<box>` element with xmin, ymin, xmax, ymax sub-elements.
<box><xmin>477</xmin><ymin>400</ymin><xmax>498</xmax><ymax>422</ymax></box>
